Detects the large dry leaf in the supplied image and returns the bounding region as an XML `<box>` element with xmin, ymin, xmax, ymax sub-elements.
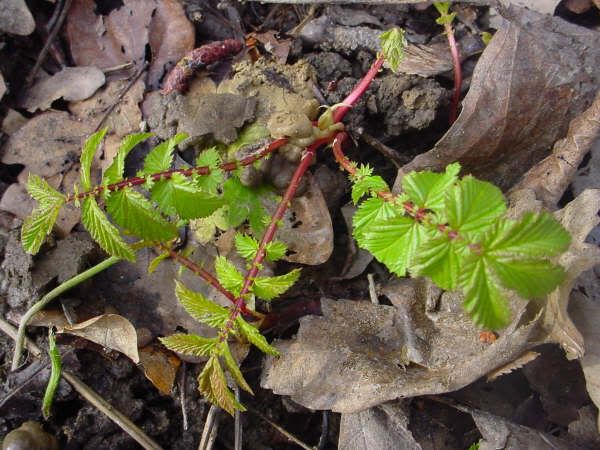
<box><xmin>21</xmin><ymin>67</ymin><xmax>106</xmax><ymax>112</ymax></box>
<box><xmin>147</xmin><ymin>0</ymin><xmax>195</xmax><ymax>89</ymax></box>
<box><xmin>339</xmin><ymin>402</ymin><xmax>422</xmax><ymax>450</ymax></box>
<box><xmin>66</xmin><ymin>0</ymin><xmax>155</xmax><ymax>72</ymax></box>
<box><xmin>139</xmin><ymin>343</ymin><xmax>181</xmax><ymax>395</ymax></box>
<box><xmin>401</xmin><ymin>5</ymin><xmax>600</xmax><ymax>190</ymax></box>
<box><xmin>0</xmin><ymin>0</ymin><xmax>34</xmax><ymax>35</ymax></box>
<box><xmin>58</xmin><ymin>314</ymin><xmax>140</xmax><ymax>363</ymax></box>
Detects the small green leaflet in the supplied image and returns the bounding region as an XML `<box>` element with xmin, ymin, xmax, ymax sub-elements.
<box><xmin>379</xmin><ymin>28</ymin><xmax>407</xmax><ymax>73</ymax></box>
<box><xmin>175</xmin><ymin>280</ymin><xmax>229</xmax><ymax>328</ymax></box>
<box><xmin>253</xmin><ymin>269</ymin><xmax>301</xmax><ymax>300</ymax></box>
<box><xmin>361</xmin><ymin>215</ymin><xmax>431</xmax><ymax>277</ymax></box>
<box><xmin>148</xmin><ymin>252</ymin><xmax>169</xmax><ymax>274</ymax></box>
<box><xmin>411</xmin><ymin>236</ymin><xmax>463</xmax><ymax>290</ymax></box>
<box><xmin>402</xmin><ymin>162</ymin><xmax>460</xmax><ymax>213</ymax></box>
<box><xmin>80</xmin><ymin>128</ymin><xmax>107</xmax><ymax>191</ymax></box>
<box><xmin>460</xmin><ymin>256</ymin><xmax>511</xmax><ymax>329</ymax></box>
<box><xmin>215</xmin><ymin>256</ymin><xmax>244</xmax><ymax>296</ymax></box>
<box><xmin>222</xmin><ymin>177</ymin><xmax>267</xmax><ymax>233</ymax></box>
<box><xmin>151</xmin><ymin>173</ymin><xmax>223</xmax><ymax>220</ymax></box>
<box><xmin>21</xmin><ymin>174</ymin><xmax>65</xmax><ymax>254</ymax></box>
<box><xmin>198</xmin><ymin>355</ymin><xmax>245</xmax><ymax>415</ymax></box>
<box><xmin>352</xmin><ymin>173</ymin><xmax>389</xmax><ymax>204</ymax></box>
<box><xmin>446</xmin><ymin>176</ymin><xmax>506</xmax><ymax>235</ymax></box>
<box><xmin>141</xmin><ymin>133</ymin><xmax>187</xmax><ymax>174</ymax></box>
<box><xmin>42</xmin><ymin>329</ymin><xmax>61</xmax><ymax>419</ymax></box>
<box><xmin>235</xmin><ymin>233</ymin><xmax>259</xmax><ymax>261</ymax></box>
<box><xmin>265</xmin><ymin>241</ymin><xmax>287</xmax><ymax>262</ymax></box>
<box><xmin>489</xmin><ymin>257</ymin><xmax>565</xmax><ymax>299</ymax></box>
<box><xmin>103</xmin><ymin>133</ymin><xmax>152</xmax><ymax>185</ymax></box>
<box><xmin>353</xmin><ymin>196</ymin><xmax>399</xmax><ymax>241</ymax></box>
<box><xmin>221</xmin><ymin>342</ymin><xmax>253</xmax><ymax>394</ymax></box>
<box><xmin>106</xmin><ymin>189</ymin><xmax>178</xmax><ymax>241</ymax></box>
<box><xmin>160</xmin><ymin>334</ymin><xmax>218</xmax><ymax>357</ymax></box>
<box><xmin>236</xmin><ymin>317</ymin><xmax>279</xmax><ymax>355</ymax></box>
<box><xmin>434</xmin><ymin>2</ymin><xmax>457</xmax><ymax>26</ymax></box>
<box><xmin>195</xmin><ymin>147</ymin><xmax>223</xmax><ymax>195</ymax></box>
<box><xmin>81</xmin><ymin>197</ymin><xmax>135</xmax><ymax>261</ymax></box>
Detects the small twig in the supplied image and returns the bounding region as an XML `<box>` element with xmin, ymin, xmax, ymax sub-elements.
<box><xmin>289</xmin><ymin>4</ymin><xmax>318</xmax><ymax>37</ymax></box>
<box><xmin>94</xmin><ymin>62</ymin><xmax>148</xmax><ymax>133</ymax></box>
<box><xmin>12</xmin><ymin>256</ymin><xmax>122</xmax><ymax>371</ymax></box>
<box><xmin>246</xmin><ymin>406</ymin><xmax>315</xmax><ymax>450</ymax></box>
<box><xmin>199</xmin><ymin>405</ymin><xmax>221</xmax><ymax>450</ymax></box>
<box><xmin>102</xmin><ymin>62</ymin><xmax>135</xmax><ymax>74</ymax></box>
<box><xmin>0</xmin><ymin>317</ymin><xmax>162</xmax><ymax>450</ymax></box>
<box><xmin>179</xmin><ymin>362</ymin><xmax>189</xmax><ymax>431</ymax></box>
<box><xmin>0</xmin><ymin>360</ymin><xmax>47</xmax><ymax>408</ymax></box>
<box><xmin>367</xmin><ymin>273</ymin><xmax>378</xmax><ymax>305</ymax></box>
<box><xmin>234</xmin><ymin>387</ymin><xmax>242</xmax><ymax>450</ymax></box>
<box><xmin>26</xmin><ymin>0</ymin><xmax>73</xmax><ymax>86</ymax></box>
<box><xmin>359</xmin><ymin>131</ymin><xmax>404</xmax><ymax>168</ymax></box>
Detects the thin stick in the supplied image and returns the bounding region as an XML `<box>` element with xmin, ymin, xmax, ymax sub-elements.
<box><xmin>199</xmin><ymin>405</ymin><xmax>221</xmax><ymax>450</ymax></box>
<box><xmin>246</xmin><ymin>406</ymin><xmax>315</xmax><ymax>450</ymax></box>
<box><xmin>26</xmin><ymin>0</ymin><xmax>73</xmax><ymax>86</ymax></box>
<box><xmin>0</xmin><ymin>317</ymin><xmax>163</xmax><ymax>450</ymax></box>
<box><xmin>179</xmin><ymin>362</ymin><xmax>189</xmax><ymax>431</ymax></box>
<box><xmin>367</xmin><ymin>273</ymin><xmax>378</xmax><ymax>305</ymax></box>
<box><xmin>443</xmin><ymin>22</ymin><xmax>462</xmax><ymax>125</ymax></box>
<box><xmin>12</xmin><ymin>256</ymin><xmax>122</xmax><ymax>371</ymax></box>
<box><xmin>94</xmin><ymin>62</ymin><xmax>148</xmax><ymax>133</ymax></box>
<box><xmin>234</xmin><ymin>387</ymin><xmax>242</xmax><ymax>450</ymax></box>
<box><xmin>360</xmin><ymin>131</ymin><xmax>404</xmax><ymax>168</ymax></box>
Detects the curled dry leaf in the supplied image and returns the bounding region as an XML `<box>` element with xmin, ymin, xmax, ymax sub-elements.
<box><xmin>139</xmin><ymin>343</ymin><xmax>181</xmax><ymax>395</ymax></box>
<box><xmin>401</xmin><ymin>5</ymin><xmax>600</xmax><ymax>190</ymax></box>
<box><xmin>21</xmin><ymin>67</ymin><xmax>106</xmax><ymax>113</ymax></box>
<box><xmin>0</xmin><ymin>0</ymin><xmax>35</xmax><ymax>35</ymax></box>
<box><xmin>57</xmin><ymin>314</ymin><xmax>140</xmax><ymax>363</ymax></box>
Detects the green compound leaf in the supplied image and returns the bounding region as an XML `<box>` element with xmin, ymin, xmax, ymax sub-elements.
<box><xmin>253</xmin><ymin>269</ymin><xmax>301</xmax><ymax>301</ymax></box>
<box><xmin>103</xmin><ymin>132</ymin><xmax>152</xmax><ymax>185</ymax></box>
<box><xmin>446</xmin><ymin>175</ymin><xmax>507</xmax><ymax>235</ymax></box>
<box><xmin>175</xmin><ymin>280</ymin><xmax>229</xmax><ymax>328</ymax></box>
<box><xmin>221</xmin><ymin>342</ymin><xmax>253</xmax><ymax>394</ymax></box>
<box><xmin>106</xmin><ymin>189</ymin><xmax>178</xmax><ymax>241</ymax></box>
<box><xmin>195</xmin><ymin>147</ymin><xmax>224</xmax><ymax>196</ymax></box>
<box><xmin>234</xmin><ymin>233</ymin><xmax>259</xmax><ymax>261</ymax></box>
<box><xmin>352</xmin><ymin>175</ymin><xmax>389</xmax><ymax>204</ymax></box>
<box><xmin>411</xmin><ymin>236</ymin><xmax>465</xmax><ymax>290</ymax></box>
<box><xmin>236</xmin><ymin>317</ymin><xmax>279</xmax><ymax>356</ymax></box>
<box><xmin>141</xmin><ymin>133</ymin><xmax>188</xmax><ymax>174</ymax></box>
<box><xmin>353</xmin><ymin>196</ymin><xmax>399</xmax><ymax>241</ymax></box>
<box><xmin>361</xmin><ymin>216</ymin><xmax>431</xmax><ymax>277</ymax></box>
<box><xmin>222</xmin><ymin>177</ymin><xmax>267</xmax><ymax>233</ymax></box>
<box><xmin>379</xmin><ymin>27</ymin><xmax>408</xmax><ymax>73</ymax></box>
<box><xmin>198</xmin><ymin>355</ymin><xmax>245</xmax><ymax>416</ymax></box>
<box><xmin>215</xmin><ymin>256</ymin><xmax>244</xmax><ymax>297</ymax></box>
<box><xmin>265</xmin><ymin>241</ymin><xmax>287</xmax><ymax>262</ymax></box>
<box><xmin>402</xmin><ymin>162</ymin><xmax>460</xmax><ymax>213</ymax></box>
<box><xmin>80</xmin><ymin>128</ymin><xmax>107</xmax><ymax>191</ymax></box>
<box><xmin>460</xmin><ymin>255</ymin><xmax>511</xmax><ymax>330</ymax></box>
<box><xmin>151</xmin><ymin>173</ymin><xmax>224</xmax><ymax>220</ymax></box>
<box><xmin>160</xmin><ymin>334</ymin><xmax>218</xmax><ymax>357</ymax></box>
<box><xmin>487</xmin><ymin>212</ymin><xmax>571</xmax><ymax>257</ymax></box>
<box><xmin>488</xmin><ymin>257</ymin><xmax>566</xmax><ymax>299</ymax></box>
<box><xmin>81</xmin><ymin>197</ymin><xmax>135</xmax><ymax>261</ymax></box>
<box><xmin>21</xmin><ymin>202</ymin><xmax>62</xmax><ymax>254</ymax></box>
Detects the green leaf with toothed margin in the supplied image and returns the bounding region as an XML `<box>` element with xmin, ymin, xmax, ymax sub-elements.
<box><xmin>104</xmin><ymin>133</ymin><xmax>152</xmax><ymax>185</ymax></box>
<box><xmin>253</xmin><ymin>269</ymin><xmax>301</xmax><ymax>301</ymax></box>
<box><xmin>214</xmin><ymin>256</ymin><xmax>244</xmax><ymax>297</ymax></box>
<box><xmin>221</xmin><ymin>342</ymin><xmax>253</xmax><ymax>394</ymax></box>
<box><xmin>379</xmin><ymin>28</ymin><xmax>408</xmax><ymax>73</ymax></box>
<box><xmin>141</xmin><ymin>133</ymin><xmax>188</xmax><ymax>175</ymax></box>
<box><xmin>160</xmin><ymin>334</ymin><xmax>218</xmax><ymax>357</ymax></box>
<box><xmin>235</xmin><ymin>317</ymin><xmax>279</xmax><ymax>356</ymax></box>
<box><xmin>80</xmin><ymin>128</ymin><xmax>107</xmax><ymax>191</ymax></box>
<box><xmin>174</xmin><ymin>280</ymin><xmax>229</xmax><ymax>328</ymax></box>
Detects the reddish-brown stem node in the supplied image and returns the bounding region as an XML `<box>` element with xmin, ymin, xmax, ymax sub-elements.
<box><xmin>444</xmin><ymin>22</ymin><xmax>462</xmax><ymax>125</ymax></box>
<box><xmin>64</xmin><ymin>138</ymin><xmax>288</xmax><ymax>203</ymax></box>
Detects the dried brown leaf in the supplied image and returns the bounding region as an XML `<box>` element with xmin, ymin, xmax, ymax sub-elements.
<box><xmin>400</xmin><ymin>5</ymin><xmax>600</xmax><ymax>190</ymax></box>
<box><xmin>0</xmin><ymin>0</ymin><xmax>35</xmax><ymax>35</ymax></box>
<box><xmin>21</xmin><ymin>67</ymin><xmax>106</xmax><ymax>113</ymax></box>
<box><xmin>58</xmin><ymin>314</ymin><xmax>140</xmax><ymax>363</ymax></box>
<box><xmin>249</xmin><ymin>31</ymin><xmax>292</xmax><ymax>64</ymax></box>
<box><xmin>486</xmin><ymin>351</ymin><xmax>540</xmax><ymax>382</ymax></box>
<box><xmin>139</xmin><ymin>342</ymin><xmax>181</xmax><ymax>395</ymax></box>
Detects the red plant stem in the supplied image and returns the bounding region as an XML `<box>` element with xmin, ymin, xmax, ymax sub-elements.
<box><xmin>65</xmin><ymin>138</ymin><xmax>288</xmax><ymax>203</ymax></box>
<box><xmin>333</xmin><ymin>57</ymin><xmax>385</xmax><ymax>123</ymax></box>
<box><xmin>219</xmin><ymin>136</ymin><xmax>334</xmax><ymax>339</ymax></box>
<box><xmin>158</xmin><ymin>244</ymin><xmax>255</xmax><ymax>317</ymax></box>
<box><xmin>444</xmin><ymin>22</ymin><xmax>462</xmax><ymax>125</ymax></box>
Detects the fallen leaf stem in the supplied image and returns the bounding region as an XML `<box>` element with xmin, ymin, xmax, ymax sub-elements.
<box><xmin>65</xmin><ymin>138</ymin><xmax>288</xmax><ymax>203</ymax></box>
<box><xmin>443</xmin><ymin>22</ymin><xmax>462</xmax><ymax>124</ymax></box>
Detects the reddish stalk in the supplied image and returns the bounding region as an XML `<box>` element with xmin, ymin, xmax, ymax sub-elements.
<box><xmin>65</xmin><ymin>138</ymin><xmax>288</xmax><ymax>203</ymax></box>
<box><xmin>443</xmin><ymin>22</ymin><xmax>462</xmax><ymax>125</ymax></box>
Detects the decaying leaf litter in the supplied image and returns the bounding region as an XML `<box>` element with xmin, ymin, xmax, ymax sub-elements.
<box><xmin>0</xmin><ymin>1</ymin><xmax>599</xmax><ymax>449</ymax></box>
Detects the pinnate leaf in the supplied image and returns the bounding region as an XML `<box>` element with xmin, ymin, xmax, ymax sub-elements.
<box><xmin>215</xmin><ymin>256</ymin><xmax>244</xmax><ymax>296</ymax></box>
<box><xmin>236</xmin><ymin>317</ymin><xmax>279</xmax><ymax>356</ymax></box>
<box><xmin>151</xmin><ymin>173</ymin><xmax>223</xmax><ymax>220</ymax></box>
<box><xmin>106</xmin><ymin>189</ymin><xmax>178</xmax><ymax>241</ymax></box>
<box><xmin>253</xmin><ymin>269</ymin><xmax>301</xmax><ymax>301</ymax></box>
<box><xmin>81</xmin><ymin>197</ymin><xmax>135</xmax><ymax>261</ymax></box>
<box><xmin>175</xmin><ymin>280</ymin><xmax>229</xmax><ymax>328</ymax></box>
<box><xmin>80</xmin><ymin>128</ymin><xmax>107</xmax><ymax>190</ymax></box>
<box><xmin>160</xmin><ymin>334</ymin><xmax>218</xmax><ymax>357</ymax></box>
<box><xmin>446</xmin><ymin>176</ymin><xmax>506</xmax><ymax>234</ymax></box>
<box><xmin>142</xmin><ymin>133</ymin><xmax>187</xmax><ymax>174</ymax></box>
<box><xmin>104</xmin><ymin>133</ymin><xmax>152</xmax><ymax>185</ymax></box>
